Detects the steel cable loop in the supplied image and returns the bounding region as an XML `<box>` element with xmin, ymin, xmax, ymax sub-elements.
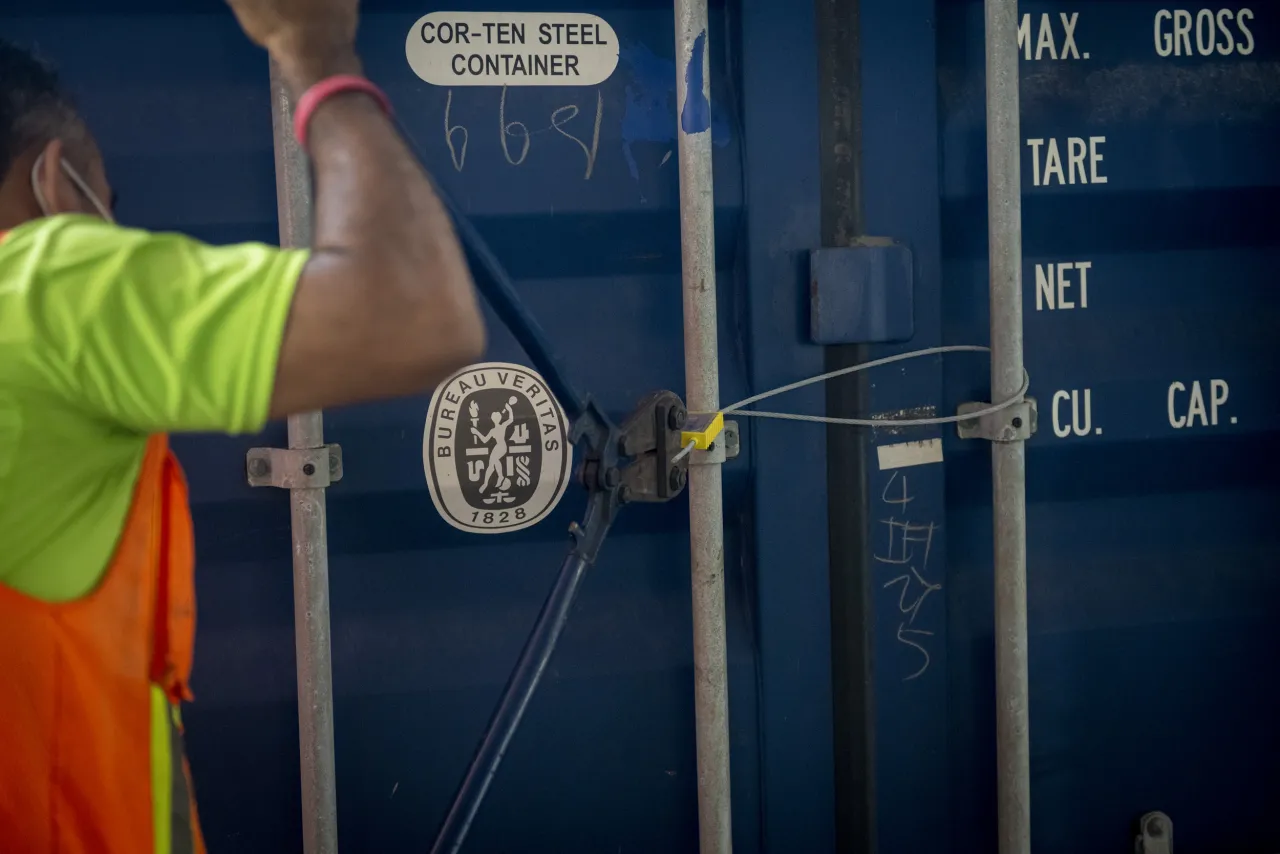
<box><xmin>692</xmin><ymin>345</ymin><xmax>1030</xmax><ymax>429</ymax></box>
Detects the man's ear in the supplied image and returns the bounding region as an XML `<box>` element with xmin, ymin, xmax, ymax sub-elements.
<box><xmin>33</xmin><ymin>139</ymin><xmax>80</xmax><ymax>217</ymax></box>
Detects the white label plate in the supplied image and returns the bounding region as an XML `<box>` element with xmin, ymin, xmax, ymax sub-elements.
<box><xmin>406</xmin><ymin>12</ymin><xmax>620</xmax><ymax>87</ymax></box>
<box><xmin>876</xmin><ymin>438</ymin><xmax>944</xmax><ymax>471</ymax></box>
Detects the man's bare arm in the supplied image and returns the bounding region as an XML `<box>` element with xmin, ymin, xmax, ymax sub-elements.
<box><xmin>226</xmin><ymin>4</ymin><xmax>485</xmax><ymax>418</ymax></box>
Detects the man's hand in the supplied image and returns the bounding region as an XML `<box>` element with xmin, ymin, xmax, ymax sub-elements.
<box><xmin>225</xmin><ymin>0</ymin><xmax>361</xmax><ymax>88</ymax></box>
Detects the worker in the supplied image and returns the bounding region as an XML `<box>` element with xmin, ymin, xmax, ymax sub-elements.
<box><xmin>0</xmin><ymin>0</ymin><xmax>485</xmax><ymax>850</ymax></box>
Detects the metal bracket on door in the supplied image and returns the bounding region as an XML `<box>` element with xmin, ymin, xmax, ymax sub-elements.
<box><xmin>245</xmin><ymin>444</ymin><xmax>344</xmax><ymax>489</ymax></box>
<box><xmin>1135</xmin><ymin>811</ymin><xmax>1173</xmax><ymax>854</ymax></box>
<box><xmin>690</xmin><ymin>419</ymin><xmax>740</xmax><ymax>466</ymax></box>
<box><xmin>955</xmin><ymin>397</ymin><xmax>1038</xmax><ymax>443</ymax></box>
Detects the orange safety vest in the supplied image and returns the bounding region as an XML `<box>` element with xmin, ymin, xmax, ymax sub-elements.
<box><xmin>0</xmin><ymin>434</ymin><xmax>207</xmax><ymax>854</ymax></box>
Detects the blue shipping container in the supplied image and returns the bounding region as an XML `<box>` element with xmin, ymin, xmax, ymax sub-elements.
<box><xmin>4</xmin><ymin>0</ymin><xmax>1278</xmax><ymax>852</ymax></box>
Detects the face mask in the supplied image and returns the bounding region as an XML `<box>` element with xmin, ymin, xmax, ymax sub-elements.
<box><xmin>31</xmin><ymin>151</ymin><xmax>115</xmax><ymax>224</ymax></box>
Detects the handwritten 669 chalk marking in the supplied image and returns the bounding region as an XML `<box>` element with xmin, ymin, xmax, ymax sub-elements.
<box><xmin>423</xmin><ymin>362</ymin><xmax>572</xmax><ymax>533</ymax></box>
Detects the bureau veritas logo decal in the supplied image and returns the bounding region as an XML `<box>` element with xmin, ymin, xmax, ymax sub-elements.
<box><xmin>423</xmin><ymin>362</ymin><xmax>572</xmax><ymax>533</ymax></box>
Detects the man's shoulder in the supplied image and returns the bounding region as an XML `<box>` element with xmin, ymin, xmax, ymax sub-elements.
<box><xmin>0</xmin><ymin>216</ymin><xmax>188</xmax><ymax>346</ymax></box>
<box><xmin>0</xmin><ymin>218</ymin><xmax>120</xmax><ymax>369</ymax></box>
<box><xmin>1</xmin><ymin>213</ymin><xmax>128</xmax><ymax>253</ymax></box>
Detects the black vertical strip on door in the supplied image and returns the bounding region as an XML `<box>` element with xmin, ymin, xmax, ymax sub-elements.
<box><xmin>815</xmin><ymin>0</ymin><xmax>876</xmax><ymax>849</ymax></box>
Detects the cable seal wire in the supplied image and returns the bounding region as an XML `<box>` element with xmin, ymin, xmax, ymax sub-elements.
<box><xmin>703</xmin><ymin>345</ymin><xmax>1027</xmax><ymax>428</ymax></box>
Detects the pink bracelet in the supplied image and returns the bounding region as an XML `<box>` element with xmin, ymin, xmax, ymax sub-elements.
<box><xmin>293</xmin><ymin>75</ymin><xmax>393</xmax><ymax>149</ymax></box>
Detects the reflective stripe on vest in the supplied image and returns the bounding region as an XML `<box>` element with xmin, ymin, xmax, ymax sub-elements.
<box><xmin>154</xmin><ymin>687</ymin><xmax>201</xmax><ymax>854</ymax></box>
<box><xmin>0</xmin><ymin>434</ymin><xmax>206</xmax><ymax>854</ymax></box>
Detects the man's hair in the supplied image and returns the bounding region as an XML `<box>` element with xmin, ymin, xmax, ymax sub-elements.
<box><xmin>0</xmin><ymin>39</ymin><xmax>85</xmax><ymax>181</ymax></box>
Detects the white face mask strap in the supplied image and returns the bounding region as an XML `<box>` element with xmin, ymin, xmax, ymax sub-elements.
<box><xmin>30</xmin><ymin>151</ymin><xmax>115</xmax><ymax>224</ymax></box>
<box><xmin>30</xmin><ymin>153</ymin><xmax>51</xmax><ymax>217</ymax></box>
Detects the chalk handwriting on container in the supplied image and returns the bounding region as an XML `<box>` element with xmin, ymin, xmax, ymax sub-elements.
<box><xmin>407</xmin><ymin>12</ymin><xmax>620</xmax><ymax>87</ymax></box>
<box><xmin>876</xmin><ymin>471</ymin><xmax>941</xmax><ymax>682</ymax></box>
<box><xmin>424</xmin><ymin>362</ymin><xmax>573</xmax><ymax>533</ymax></box>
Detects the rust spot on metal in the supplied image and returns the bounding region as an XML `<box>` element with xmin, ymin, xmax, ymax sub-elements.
<box><xmin>871</xmin><ymin>405</ymin><xmax>937</xmax><ymax>436</ymax></box>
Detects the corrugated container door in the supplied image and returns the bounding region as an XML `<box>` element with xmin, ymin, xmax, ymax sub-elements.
<box><xmin>936</xmin><ymin>2</ymin><xmax>1280</xmax><ymax>852</ymax></box>
<box><xmin>4</xmin><ymin>1</ymin><xmax>836</xmax><ymax>852</ymax></box>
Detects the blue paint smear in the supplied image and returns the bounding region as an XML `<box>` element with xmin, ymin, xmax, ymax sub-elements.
<box><xmin>680</xmin><ymin>31</ymin><xmax>711</xmax><ymax>135</ymax></box>
<box><xmin>618</xmin><ymin>41</ymin><xmax>731</xmax><ymax>182</ymax></box>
